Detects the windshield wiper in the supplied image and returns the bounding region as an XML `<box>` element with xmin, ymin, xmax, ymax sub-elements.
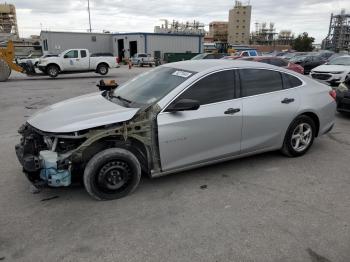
<box><xmin>112</xmin><ymin>95</ymin><xmax>132</xmax><ymax>104</ymax></box>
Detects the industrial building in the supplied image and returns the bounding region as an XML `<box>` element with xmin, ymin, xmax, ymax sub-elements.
<box><xmin>209</xmin><ymin>21</ymin><xmax>228</xmax><ymax>42</ymax></box>
<box><xmin>0</xmin><ymin>3</ymin><xmax>19</xmax><ymax>41</ymax></box>
<box><xmin>154</xmin><ymin>20</ymin><xmax>205</xmax><ymax>35</ymax></box>
<box><xmin>40</xmin><ymin>31</ymin><xmax>203</xmax><ymax>61</ymax></box>
<box><xmin>323</xmin><ymin>9</ymin><xmax>350</xmax><ymax>52</ymax></box>
<box><xmin>228</xmin><ymin>1</ymin><xmax>251</xmax><ymax>45</ymax></box>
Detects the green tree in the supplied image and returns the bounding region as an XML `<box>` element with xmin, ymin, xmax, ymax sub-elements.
<box><xmin>292</xmin><ymin>32</ymin><xmax>315</xmax><ymax>51</ymax></box>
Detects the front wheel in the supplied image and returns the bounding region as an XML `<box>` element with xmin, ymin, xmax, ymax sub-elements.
<box><xmin>281</xmin><ymin>115</ymin><xmax>316</xmax><ymax>157</ymax></box>
<box><xmin>97</xmin><ymin>64</ymin><xmax>109</xmax><ymax>75</ymax></box>
<box><xmin>46</xmin><ymin>65</ymin><xmax>59</xmax><ymax>78</ymax></box>
<box><xmin>83</xmin><ymin>148</ymin><xmax>141</xmax><ymax>200</ymax></box>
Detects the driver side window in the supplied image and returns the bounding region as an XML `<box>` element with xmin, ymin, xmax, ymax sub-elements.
<box><xmin>173</xmin><ymin>70</ymin><xmax>235</xmax><ymax>106</ymax></box>
<box><xmin>64</xmin><ymin>50</ymin><xmax>78</xmax><ymax>59</ymax></box>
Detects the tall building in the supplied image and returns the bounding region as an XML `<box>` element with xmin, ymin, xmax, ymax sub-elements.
<box><xmin>0</xmin><ymin>3</ymin><xmax>19</xmax><ymax>39</ymax></box>
<box><xmin>228</xmin><ymin>1</ymin><xmax>251</xmax><ymax>45</ymax></box>
<box><xmin>209</xmin><ymin>21</ymin><xmax>228</xmax><ymax>42</ymax></box>
<box><xmin>322</xmin><ymin>9</ymin><xmax>350</xmax><ymax>52</ymax></box>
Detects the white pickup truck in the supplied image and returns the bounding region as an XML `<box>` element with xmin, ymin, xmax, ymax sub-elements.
<box><xmin>131</xmin><ymin>53</ymin><xmax>155</xmax><ymax>67</ymax></box>
<box><xmin>37</xmin><ymin>49</ymin><xmax>119</xmax><ymax>78</ymax></box>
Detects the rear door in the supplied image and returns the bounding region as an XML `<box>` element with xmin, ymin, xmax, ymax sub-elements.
<box><xmin>239</xmin><ymin>69</ymin><xmax>301</xmax><ymax>153</ymax></box>
<box><xmin>157</xmin><ymin>69</ymin><xmax>243</xmax><ymax>171</ymax></box>
<box><xmin>79</xmin><ymin>50</ymin><xmax>90</xmax><ymax>70</ymax></box>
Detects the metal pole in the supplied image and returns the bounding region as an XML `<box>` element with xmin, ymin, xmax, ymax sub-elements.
<box><xmin>88</xmin><ymin>0</ymin><xmax>92</xmax><ymax>32</ymax></box>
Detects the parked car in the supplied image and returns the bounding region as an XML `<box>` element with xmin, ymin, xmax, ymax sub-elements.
<box><xmin>191</xmin><ymin>53</ymin><xmax>228</xmax><ymax>60</ymax></box>
<box><xmin>289</xmin><ymin>55</ymin><xmax>326</xmax><ymax>74</ymax></box>
<box><xmin>238</xmin><ymin>56</ymin><xmax>304</xmax><ymax>74</ymax></box>
<box><xmin>131</xmin><ymin>53</ymin><xmax>155</xmax><ymax>67</ymax></box>
<box><xmin>18</xmin><ymin>54</ymin><xmax>58</xmax><ymax>67</ymax></box>
<box><xmin>310</xmin><ymin>56</ymin><xmax>350</xmax><ymax>86</ymax></box>
<box><xmin>222</xmin><ymin>49</ymin><xmax>259</xmax><ymax>60</ymax></box>
<box><xmin>335</xmin><ymin>76</ymin><xmax>350</xmax><ymax>114</ymax></box>
<box><xmin>15</xmin><ymin>60</ymin><xmax>336</xmax><ymax>200</ymax></box>
<box><xmin>37</xmin><ymin>49</ymin><xmax>119</xmax><ymax>78</ymax></box>
<box><xmin>280</xmin><ymin>52</ymin><xmax>307</xmax><ymax>61</ymax></box>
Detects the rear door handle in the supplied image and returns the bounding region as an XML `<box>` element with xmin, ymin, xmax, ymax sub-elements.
<box><xmin>281</xmin><ymin>98</ymin><xmax>295</xmax><ymax>104</ymax></box>
<box><xmin>224</xmin><ymin>108</ymin><xmax>240</xmax><ymax>115</ymax></box>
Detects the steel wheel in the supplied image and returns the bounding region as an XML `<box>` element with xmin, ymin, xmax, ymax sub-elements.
<box><xmin>84</xmin><ymin>148</ymin><xmax>141</xmax><ymax>200</ymax></box>
<box><xmin>97</xmin><ymin>160</ymin><xmax>132</xmax><ymax>193</ymax></box>
<box><xmin>291</xmin><ymin>123</ymin><xmax>313</xmax><ymax>152</ymax></box>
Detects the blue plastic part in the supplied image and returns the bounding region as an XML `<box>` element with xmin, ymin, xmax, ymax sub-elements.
<box><xmin>39</xmin><ymin>150</ymin><xmax>71</xmax><ymax>187</ymax></box>
<box><xmin>40</xmin><ymin>168</ymin><xmax>71</xmax><ymax>187</ymax></box>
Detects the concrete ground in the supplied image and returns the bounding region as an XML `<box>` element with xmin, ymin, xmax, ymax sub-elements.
<box><xmin>0</xmin><ymin>66</ymin><xmax>349</xmax><ymax>262</ymax></box>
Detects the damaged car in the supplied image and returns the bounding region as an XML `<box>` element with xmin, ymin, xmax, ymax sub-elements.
<box><xmin>16</xmin><ymin>60</ymin><xmax>336</xmax><ymax>200</ymax></box>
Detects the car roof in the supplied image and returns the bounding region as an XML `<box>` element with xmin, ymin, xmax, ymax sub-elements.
<box><xmin>162</xmin><ymin>59</ymin><xmax>278</xmax><ymax>73</ymax></box>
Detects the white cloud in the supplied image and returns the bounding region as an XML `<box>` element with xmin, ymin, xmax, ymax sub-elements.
<box><xmin>14</xmin><ymin>0</ymin><xmax>350</xmax><ymax>43</ymax></box>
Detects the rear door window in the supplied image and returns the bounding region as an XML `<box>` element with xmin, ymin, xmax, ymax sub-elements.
<box><xmin>81</xmin><ymin>50</ymin><xmax>87</xmax><ymax>58</ymax></box>
<box><xmin>175</xmin><ymin>70</ymin><xmax>235</xmax><ymax>105</ymax></box>
<box><xmin>239</xmin><ymin>69</ymin><xmax>283</xmax><ymax>97</ymax></box>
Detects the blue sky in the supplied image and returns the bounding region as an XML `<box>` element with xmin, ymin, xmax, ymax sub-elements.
<box><xmin>13</xmin><ymin>0</ymin><xmax>350</xmax><ymax>43</ymax></box>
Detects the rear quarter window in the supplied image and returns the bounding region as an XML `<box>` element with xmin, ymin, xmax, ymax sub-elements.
<box><xmin>282</xmin><ymin>73</ymin><xmax>303</xmax><ymax>89</ymax></box>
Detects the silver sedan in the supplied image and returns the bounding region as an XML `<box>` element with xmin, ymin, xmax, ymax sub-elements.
<box><xmin>16</xmin><ymin>60</ymin><xmax>336</xmax><ymax>200</ymax></box>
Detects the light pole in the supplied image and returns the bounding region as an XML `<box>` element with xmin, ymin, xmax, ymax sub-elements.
<box><xmin>88</xmin><ymin>0</ymin><xmax>92</xmax><ymax>32</ymax></box>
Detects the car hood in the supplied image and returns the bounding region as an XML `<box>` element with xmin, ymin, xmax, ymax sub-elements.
<box><xmin>312</xmin><ymin>65</ymin><xmax>349</xmax><ymax>73</ymax></box>
<box><xmin>28</xmin><ymin>92</ymin><xmax>140</xmax><ymax>133</ymax></box>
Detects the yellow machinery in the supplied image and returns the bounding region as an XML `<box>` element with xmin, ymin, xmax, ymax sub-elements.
<box><xmin>0</xmin><ymin>41</ymin><xmax>25</xmax><ymax>82</ymax></box>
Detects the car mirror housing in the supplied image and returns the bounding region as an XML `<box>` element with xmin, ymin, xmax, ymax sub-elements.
<box><xmin>166</xmin><ymin>99</ymin><xmax>200</xmax><ymax>112</ymax></box>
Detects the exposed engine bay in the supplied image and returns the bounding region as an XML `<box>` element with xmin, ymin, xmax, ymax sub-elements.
<box><xmin>15</xmin><ymin>103</ymin><xmax>162</xmax><ymax>188</ymax></box>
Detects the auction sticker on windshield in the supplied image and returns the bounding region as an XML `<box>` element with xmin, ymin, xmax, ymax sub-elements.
<box><xmin>172</xmin><ymin>71</ymin><xmax>192</xmax><ymax>78</ymax></box>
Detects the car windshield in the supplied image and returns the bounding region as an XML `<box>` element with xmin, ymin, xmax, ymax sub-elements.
<box><xmin>290</xmin><ymin>55</ymin><xmax>308</xmax><ymax>62</ymax></box>
<box><xmin>111</xmin><ymin>67</ymin><xmax>196</xmax><ymax>107</ymax></box>
<box><xmin>328</xmin><ymin>57</ymin><xmax>350</xmax><ymax>66</ymax></box>
<box><xmin>191</xmin><ymin>53</ymin><xmax>208</xmax><ymax>60</ymax></box>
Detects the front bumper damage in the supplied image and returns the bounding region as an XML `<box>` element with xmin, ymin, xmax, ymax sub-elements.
<box><xmin>15</xmin><ymin>104</ymin><xmax>162</xmax><ymax>188</ymax></box>
<box><xmin>15</xmin><ymin>124</ymin><xmax>73</xmax><ymax>187</ymax></box>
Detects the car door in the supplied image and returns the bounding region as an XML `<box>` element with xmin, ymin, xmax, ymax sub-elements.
<box><xmin>239</xmin><ymin>69</ymin><xmax>301</xmax><ymax>153</ymax></box>
<box><xmin>79</xmin><ymin>50</ymin><xmax>90</xmax><ymax>70</ymax></box>
<box><xmin>62</xmin><ymin>50</ymin><xmax>80</xmax><ymax>71</ymax></box>
<box><xmin>157</xmin><ymin>69</ymin><xmax>243</xmax><ymax>172</ymax></box>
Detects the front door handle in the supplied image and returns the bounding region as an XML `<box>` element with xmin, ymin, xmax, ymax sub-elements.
<box><xmin>281</xmin><ymin>98</ymin><xmax>295</xmax><ymax>104</ymax></box>
<box><xmin>224</xmin><ymin>108</ymin><xmax>240</xmax><ymax>115</ymax></box>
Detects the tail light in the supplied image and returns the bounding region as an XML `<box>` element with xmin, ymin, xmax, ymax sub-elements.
<box><xmin>329</xmin><ymin>90</ymin><xmax>337</xmax><ymax>100</ymax></box>
<box><xmin>116</xmin><ymin>57</ymin><xmax>120</xmax><ymax>64</ymax></box>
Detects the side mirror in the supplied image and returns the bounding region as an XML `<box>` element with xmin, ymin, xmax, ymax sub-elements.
<box><xmin>64</xmin><ymin>55</ymin><xmax>69</xmax><ymax>59</ymax></box>
<box><xmin>166</xmin><ymin>99</ymin><xmax>200</xmax><ymax>112</ymax></box>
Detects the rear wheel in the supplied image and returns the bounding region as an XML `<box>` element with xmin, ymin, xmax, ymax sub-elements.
<box><xmin>83</xmin><ymin>148</ymin><xmax>141</xmax><ymax>200</ymax></box>
<box><xmin>97</xmin><ymin>64</ymin><xmax>109</xmax><ymax>75</ymax></box>
<box><xmin>46</xmin><ymin>64</ymin><xmax>59</xmax><ymax>78</ymax></box>
<box><xmin>281</xmin><ymin>115</ymin><xmax>316</xmax><ymax>157</ymax></box>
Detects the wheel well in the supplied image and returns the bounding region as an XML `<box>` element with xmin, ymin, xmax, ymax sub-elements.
<box><xmin>97</xmin><ymin>62</ymin><xmax>109</xmax><ymax>68</ymax></box>
<box><xmin>300</xmin><ymin>112</ymin><xmax>320</xmax><ymax>137</ymax></box>
<box><xmin>81</xmin><ymin>137</ymin><xmax>149</xmax><ymax>174</ymax></box>
<box><xmin>47</xmin><ymin>63</ymin><xmax>61</xmax><ymax>71</ymax></box>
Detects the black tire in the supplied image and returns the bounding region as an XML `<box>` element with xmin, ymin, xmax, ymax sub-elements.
<box><xmin>97</xmin><ymin>64</ymin><xmax>109</xmax><ymax>75</ymax></box>
<box><xmin>46</xmin><ymin>64</ymin><xmax>59</xmax><ymax>78</ymax></box>
<box><xmin>83</xmin><ymin>148</ymin><xmax>141</xmax><ymax>200</ymax></box>
<box><xmin>281</xmin><ymin>115</ymin><xmax>316</xmax><ymax>157</ymax></box>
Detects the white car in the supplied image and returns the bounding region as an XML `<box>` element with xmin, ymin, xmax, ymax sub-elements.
<box><xmin>37</xmin><ymin>49</ymin><xmax>119</xmax><ymax>78</ymax></box>
<box><xmin>311</xmin><ymin>55</ymin><xmax>350</xmax><ymax>86</ymax></box>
